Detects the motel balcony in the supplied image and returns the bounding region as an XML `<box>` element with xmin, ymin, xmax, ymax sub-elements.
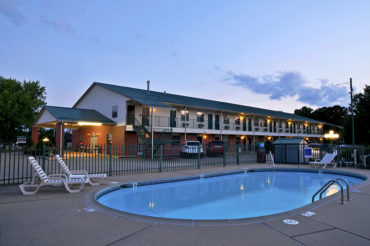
<box><xmin>131</xmin><ymin>116</ymin><xmax>323</xmax><ymax>137</ymax></box>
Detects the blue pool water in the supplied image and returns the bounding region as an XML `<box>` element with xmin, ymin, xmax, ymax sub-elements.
<box><xmin>97</xmin><ymin>171</ymin><xmax>364</xmax><ymax>220</ymax></box>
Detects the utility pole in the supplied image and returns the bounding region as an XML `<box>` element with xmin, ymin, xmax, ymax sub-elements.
<box><xmin>350</xmin><ymin>78</ymin><xmax>355</xmax><ymax>145</ymax></box>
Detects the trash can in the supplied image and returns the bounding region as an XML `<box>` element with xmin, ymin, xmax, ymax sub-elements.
<box><xmin>257</xmin><ymin>148</ymin><xmax>266</xmax><ymax>163</ymax></box>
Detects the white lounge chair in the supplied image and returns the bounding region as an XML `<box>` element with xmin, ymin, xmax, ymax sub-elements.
<box><xmin>310</xmin><ymin>152</ymin><xmax>337</xmax><ymax>169</ymax></box>
<box><xmin>19</xmin><ymin>157</ymin><xmax>86</xmax><ymax>195</ymax></box>
<box><xmin>55</xmin><ymin>155</ymin><xmax>107</xmax><ymax>186</ymax></box>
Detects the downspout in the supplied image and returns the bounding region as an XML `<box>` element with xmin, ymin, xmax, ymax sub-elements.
<box><xmin>60</xmin><ymin>121</ymin><xmax>63</xmax><ymax>156</ymax></box>
<box><xmin>184</xmin><ymin>106</ymin><xmax>187</xmax><ymax>142</ymax></box>
<box><xmin>220</xmin><ymin>111</ymin><xmax>223</xmax><ymax>141</ymax></box>
<box><xmin>151</xmin><ymin>106</ymin><xmax>154</xmax><ymax>160</ymax></box>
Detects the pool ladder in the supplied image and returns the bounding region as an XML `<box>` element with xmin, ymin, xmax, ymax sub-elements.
<box><xmin>312</xmin><ymin>178</ymin><xmax>350</xmax><ymax>204</ymax></box>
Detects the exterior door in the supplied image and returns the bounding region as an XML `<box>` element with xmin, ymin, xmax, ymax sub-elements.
<box><xmin>215</xmin><ymin>114</ymin><xmax>220</xmax><ymax>130</ymax></box>
<box><xmin>170</xmin><ymin>110</ymin><xmax>176</xmax><ymax>127</ymax></box>
<box><xmin>243</xmin><ymin>118</ymin><xmax>247</xmax><ymax>131</ymax></box>
<box><xmin>248</xmin><ymin>118</ymin><xmax>252</xmax><ymax>131</ymax></box>
<box><xmin>208</xmin><ymin>114</ymin><xmax>213</xmax><ymax>129</ymax></box>
<box><xmin>127</xmin><ymin>105</ymin><xmax>135</xmax><ymax>125</ymax></box>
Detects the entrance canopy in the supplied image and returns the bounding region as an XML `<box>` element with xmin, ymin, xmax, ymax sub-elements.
<box><xmin>34</xmin><ymin>106</ymin><xmax>116</xmax><ymax>128</ymax></box>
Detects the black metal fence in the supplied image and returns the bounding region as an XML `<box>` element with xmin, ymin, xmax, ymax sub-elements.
<box><xmin>0</xmin><ymin>143</ymin><xmax>257</xmax><ymax>185</ymax></box>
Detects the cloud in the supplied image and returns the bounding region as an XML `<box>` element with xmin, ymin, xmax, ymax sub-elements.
<box><xmin>0</xmin><ymin>0</ymin><xmax>25</xmax><ymax>26</ymax></box>
<box><xmin>40</xmin><ymin>15</ymin><xmax>77</xmax><ymax>38</ymax></box>
<box><xmin>229</xmin><ymin>71</ymin><xmax>348</xmax><ymax>106</ymax></box>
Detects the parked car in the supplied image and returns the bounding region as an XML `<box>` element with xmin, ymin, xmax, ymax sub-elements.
<box><xmin>207</xmin><ymin>140</ymin><xmax>224</xmax><ymax>156</ymax></box>
<box><xmin>180</xmin><ymin>141</ymin><xmax>203</xmax><ymax>157</ymax></box>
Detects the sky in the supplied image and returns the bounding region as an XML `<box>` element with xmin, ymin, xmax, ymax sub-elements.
<box><xmin>1</xmin><ymin>0</ymin><xmax>369</xmax><ymax>113</ymax></box>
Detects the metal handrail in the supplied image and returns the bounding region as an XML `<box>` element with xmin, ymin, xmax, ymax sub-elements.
<box><xmin>336</xmin><ymin>178</ymin><xmax>350</xmax><ymax>201</ymax></box>
<box><xmin>312</xmin><ymin>179</ymin><xmax>346</xmax><ymax>204</ymax></box>
<box><xmin>312</xmin><ymin>180</ymin><xmax>335</xmax><ymax>203</ymax></box>
<box><xmin>319</xmin><ymin>180</ymin><xmax>344</xmax><ymax>204</ymax></box>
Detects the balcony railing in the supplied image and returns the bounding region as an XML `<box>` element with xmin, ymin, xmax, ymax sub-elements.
<box><xmin>132</xmin><ymin>115</ymin><xmax>323</xmax><ymax>135</ymax></box>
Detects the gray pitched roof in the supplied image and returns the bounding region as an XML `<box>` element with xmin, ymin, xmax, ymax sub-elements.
<box><xmin>43</xmin><ymin>106</ymin><xmax>116</xmax><ymax>124</ymax></box>
<box><xmin>273</xmin><ymin>138</ymin><xmax>307</xmax><ymax>144</ymax></box>
<box><xmin>80</xmin><ymin>82</ymin><xmax>322</xmax><ymax>123</ymax></box>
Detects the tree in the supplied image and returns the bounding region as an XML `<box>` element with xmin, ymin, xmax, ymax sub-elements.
<box><xmin>294</xmin><ymin>106</ymin><xmax>313</xmax><ymax>118</ymax></box>
<box><xmin>353</xmin><ymin>85</ymin><xmax>370</xmax><ymax>144</ymax></box>
<box><xmin>0</xmin><ymin>76</ymin><xmax>46</xmax><ymax>144</ymax></box>
<box><xmin>294</xmin><ymin>105</ymin><xmax>349</xmax><ymax>142</ymax></box>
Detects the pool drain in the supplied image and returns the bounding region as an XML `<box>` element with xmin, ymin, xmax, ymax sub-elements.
<box><xmin>283</xmin><ymin>219</ymin><xmax>299</xmax><ymax>225</ymax></box>
<box><xmin>301</xmin><ymin>211</ymin><xmax>316</xmax><ymax>217</ymax></box>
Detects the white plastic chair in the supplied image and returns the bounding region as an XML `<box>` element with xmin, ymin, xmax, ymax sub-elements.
<box><xmin>310</xmin><ymin>152</ymin><xmax>337</xmax><ymax>169</ymax></box>
<box><xmin>55</xmin><ymin>155</ymin><xmax>107</xmax><ymax>186</ymax></box>
<box><xmin>19</xmin><ymin>157</ymin><xmax>86</xmax><ymax>195</ymax></box>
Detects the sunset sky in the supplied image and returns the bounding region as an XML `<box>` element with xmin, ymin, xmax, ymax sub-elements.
<box><xmin>1</xmin><ymin>0</ymin><xmax>369</xmax><ymax>112</ymax></box>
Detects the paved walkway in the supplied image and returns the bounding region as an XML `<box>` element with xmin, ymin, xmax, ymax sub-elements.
<box><xmin>1</xmin><ymin>164</ymin><xmax>370</xmax><ymax>246</ymax></box>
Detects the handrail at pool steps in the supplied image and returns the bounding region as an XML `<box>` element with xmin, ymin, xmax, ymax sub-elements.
<box><xmin>312</xmin><ymin>178</ymin><xmax>350</xmax><ymax>204</ymax></box>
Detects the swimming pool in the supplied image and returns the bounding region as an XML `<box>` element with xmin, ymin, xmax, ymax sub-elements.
<box><xmin>97</xmin><ymin>169</ymin><xmax>366</xmax><ymax>220</ymax></box>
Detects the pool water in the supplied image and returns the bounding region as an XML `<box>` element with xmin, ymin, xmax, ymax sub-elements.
<box><xmin>97</xmin><ymin>171</ymin><xmax>364</xmax><ymax>220</ymax></box>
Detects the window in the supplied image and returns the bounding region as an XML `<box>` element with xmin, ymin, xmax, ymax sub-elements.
<box><xmin>235</xmin><ymin>116</ymin><xmax>240</xmax><ymax>125</ymax></box>
<box><xmin>112</xmin><ymin>106</ymin><xmax>118</xmax><ymax>118</ymax></box>
<box><xmin>279</xmin><ymin>121</ymin><xmax>282</xmax><ymax>128</ymax></box>
<box><xmin>254</xmin><ymin>119</ymin><xmax>259</xmax><ymax>126</ymax></box>
<box><xmin>181</xmin><ymin>110</ymin><xmax>189</xmax><ymax>121</ymax></box>
<box><xmin>264</xmin><ymin>119</ymin><xmax>268</xmax><ymax>127</ymax></box>
<box><xmin>196</xmin><ymin>112</ymin><xmax>204</xmax><ymax>122</ymax></box>
<box><xmin>223</xmin><ymin>116</ymin><xmax>230</xmax><ymax>124</ymax></box>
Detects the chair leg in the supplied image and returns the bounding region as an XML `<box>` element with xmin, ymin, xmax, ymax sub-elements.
<box><xmin>87</xmin><ymin>177</ymin><xmax>103</xmax><ymax>186</ymax></box>
<box><xmin>64</xmin><ymin>182</ymin><xmax>85</xmax><ymax>193</ymax></box>
<box><xmin>19</xmin><ymin>183</ymin><xmax>41</xmax><ymax>195</ymax></box>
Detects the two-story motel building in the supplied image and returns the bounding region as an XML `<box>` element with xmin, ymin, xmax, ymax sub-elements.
<box><xmin>32</xmin><ymin>82</ymin><xmax>324</xmax><ymax>151</ymax></box>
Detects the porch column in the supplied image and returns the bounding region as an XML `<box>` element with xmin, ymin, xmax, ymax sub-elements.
<box><xmin>31</xmin><ymin>127</ymin><xmax>38</xmax><ymax>145</ymax></box>
<box><xmin>56</xmin><ymin>121</ymin><xmax>65</xmax><ymax>156</ymax></box>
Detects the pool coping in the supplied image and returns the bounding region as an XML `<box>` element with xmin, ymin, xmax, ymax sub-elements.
<box><xmin>86</xmin><ymin>167</ymin><xmax>368</xmax><ymax>226</ymax></box>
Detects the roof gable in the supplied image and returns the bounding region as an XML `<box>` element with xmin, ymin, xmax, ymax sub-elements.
<box><xmin>41</xmin><ymin>106</ymin><xmax>116</xmax><ymax>124</ymax></box>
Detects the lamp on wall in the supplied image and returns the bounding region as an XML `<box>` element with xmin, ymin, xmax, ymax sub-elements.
<box><xmin>78</xmin><ymin>122</ymin><xmax>102</xmax><ymax>126</ymax></box>
<box><xmin>324</xmin><ymin>130</ymin><xmax>339</xmax><ymax>143</ymax></box>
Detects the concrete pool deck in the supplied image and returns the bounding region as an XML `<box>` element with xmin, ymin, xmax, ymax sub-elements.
<box><xmin>1</xmin><ymin>164</ymin><xmax>370</xmax><ymax>246</ymax></box>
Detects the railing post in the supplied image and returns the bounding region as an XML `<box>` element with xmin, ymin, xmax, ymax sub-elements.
<box><xmin>109</xmin><ymin>144</ymin><xmax>112</xmax><ymax>176</ymax></box>
<box><xmin>42</xmin><ymin>144</ymin><xmax>46</xmax><ymax>171</ymax></box>
<box><xmin>237</xmin><ymin>144</ymin><xmax>240</xmax><ymax>165</ymax></box>
<box><xmin>197</xmin><ymin>145</ymin><xmax>201</xmax><ymax>169</ymax></box>
<box><xmin>159</xmin><ymin>145</ymin><xmax>163</xmax><ymax>172</ymax></box>
<box><xmin>223</xmin><ymin>144</ymin><xmax>226</xmax><ymax>166</ymax></box>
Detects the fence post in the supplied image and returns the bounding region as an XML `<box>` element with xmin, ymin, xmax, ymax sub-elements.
<box><xmin>109</xmin><ymin>144</ymin><xmax>112</xmax><ymax>176</ymax></box>
<box><xmin>197</xmin><ymin>145</ymin><xmax>201</xmax><ymax>169</ymax></box>
<box><xmin>42</xmin><ymin>144</ymin><xmax>46</xmax><ymax>171</ymax></box>
<box><xmin>159</xmin><ymin>145</ymin><xmax>163</xmax><ymax>172</ymax></box>
<box><xmin>223</xmin><ymin>144</ymin><xmax>226</xmax><ymax>166</ymax></box>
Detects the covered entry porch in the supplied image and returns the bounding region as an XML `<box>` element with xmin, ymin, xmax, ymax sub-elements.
<box><xmin>32</xmin><ymin>106</ymin><xmax>118</xmax><ymax>155</ymax></box>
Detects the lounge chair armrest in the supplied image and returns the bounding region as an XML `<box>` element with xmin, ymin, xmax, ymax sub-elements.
<box><xmin>71</xmin><ymin>170</ymin><xmax>89</xmax><ymax>175</ymax></box>
<box><xmin>48</xmin><ymin>174</ymin><xmax>68</xmax><ymax>179</ymax></box>
<box><xmin>314</xmin><ymin>159</ymin><xmax>321</xmax><ymax>162</ymax></box>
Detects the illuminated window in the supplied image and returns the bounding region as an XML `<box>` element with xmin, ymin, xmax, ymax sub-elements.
<box><xmin>181</xmin><ymin>110</ymin><xmax>189</xmax><ymax>121</ymax></box>
<box><xmin>197</xmin><ymin>112</ymin><xmax>204</xmax><ymax>122</ymax></box>
<box><xmin>224</xmin><ymin>116</ymin><xmax>230</xmax><ymax>124</ymax></box>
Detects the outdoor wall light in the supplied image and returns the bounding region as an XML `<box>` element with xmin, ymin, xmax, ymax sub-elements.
<box><xmin>324</xmin><ymin>130</ymin><xmax>339</xmax><ymax>140</ymax></box>
<box><xmin>203</xmin><ymin>134</ymin><xmax>207</xmax><ymax>139</ymax></box>
<box><xmin>42</xmin><ymin>137</ymin><xmax>49</xmax><ymax>142</ymax></box>
<box><xmin>240</xmin><ymin>135</ymin><xmax>245</xmax><ymax>140</ymax></box>
<box><xmin>77</xmin><ymin>122</ymin><xmax>102</xmax><ymax>126</ymax></box>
